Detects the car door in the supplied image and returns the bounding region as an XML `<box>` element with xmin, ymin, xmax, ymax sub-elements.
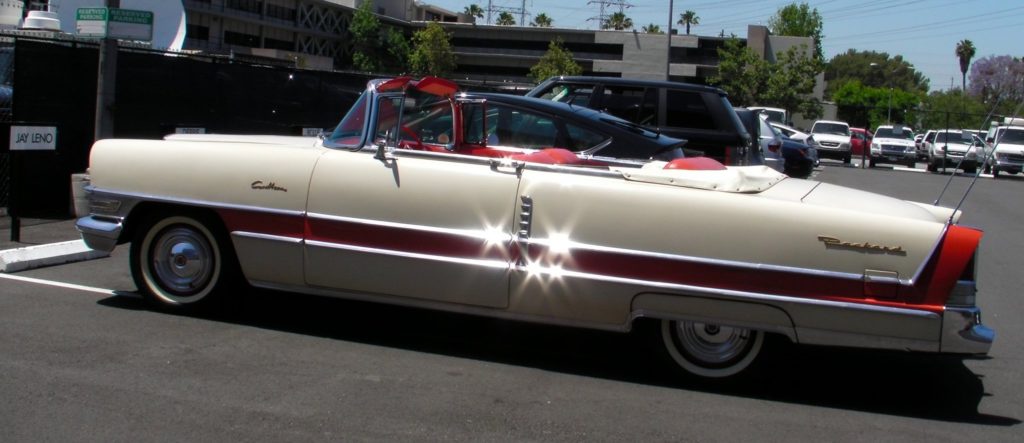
<box><xmin>304</xmin><ymin>92</ymin><xmax>521</xmax><ymax>308</ymax></box>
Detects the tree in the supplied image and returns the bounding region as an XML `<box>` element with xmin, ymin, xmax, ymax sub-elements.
<box><xmin>531</xmin><ymin>13</ymin><xmax>553</xmax><ymax>27</ymax></box>
<box><xmin>709</xmin><ymin>39</ymin><xmax>824</xmax><ymax>119</ymax></box>
<box><xmin>825</xmin><ymin>49</ymin><xmax>929</xmax><ymax>98</ymax></box>
<box><xmin>602</xmin><ymin>12</ymin><xmax>632</xmax><ymax>31</ymax></box>
<box><xmin>410</xmin><ymin>22</ymin><xmax>457</xmax><ymax>77</ymax></box>
<box><xmin>463</xmin><ymin>4</ymin><xmax>484</xmax><ymax>19</ymax></box>
<box><xmin>677</xmin><ymin>10</ymin><xmax>699</xmax><ymax>35</ymax></box>
<box><xmin>642</xmin><ymin>23</ymin><xmax>663</xmax><ymax>34</ymax></box>
<box><xmin>496</xmin><ymin>11</ymin><xmax>516</xmax><ymax>26</ymax></box>
<box><xmin>919</xmin><ymin>90</ymin><xmax>988</xmax><ymax>131</ymax></box>
<box><xmin>968</xmin><ymin>55</ymin><xmax>1024</xmax><ymax>113</ymax></box>
<box><xmin>350</xmin><ymin>1</ymin><xmax>382</xmax><ymax>72</ymax></box>
<box><xmin>384</xmin><ymin>28</ymin><xmax>410</xmax><ymax>73</ymax></box>
<box><xmin>956</xmin><ymin>39</ymin><xmax>976</xmax><ymax>92</ymax></box>
<box><xmin>767</xmin><ymin>2</ymin><xmax>824</xmax><ymax>62</ymax></box>
<box><xmin>528</xmin><ymin>38</ymin><xmax>583</xmax><ymax>83</ymax></box>
<box><xmin>832</xmin><ymin>81</ymin><xmax>926</xmax><ymax>130</ymax></box>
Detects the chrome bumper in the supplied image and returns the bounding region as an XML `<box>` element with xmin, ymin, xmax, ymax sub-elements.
<box><xmin>75</xmin><ymin>215</ymin><xmax>123</xmax><ymax>252</ymax></box>
<box><xmin>941</xmin><ymin>306</ymin><xmax>994</xmax><ymax>354</ymax></box>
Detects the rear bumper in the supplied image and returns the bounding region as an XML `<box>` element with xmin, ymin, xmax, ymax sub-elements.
<box><xmin>941</xmin><ymin>306</ymin><xmax>995</xmax><ymax>354</ymax></box>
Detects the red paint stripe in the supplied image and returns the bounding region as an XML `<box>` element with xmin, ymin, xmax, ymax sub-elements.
<box><xmin>306</xmin><ymin>217</ymin><xmax>514</xmax><ymax>262</ymax></box>
<box><xmin>217</xmin><ymin>208</ymin><xmax>305</xmax><ymax>239</ymax></box>
<box><xmin>214</xmin><ymin>208</ymin><xmax>973</xmax><ymax>314</ymax></box>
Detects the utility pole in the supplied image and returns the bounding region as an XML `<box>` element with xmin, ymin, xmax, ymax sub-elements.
<box><xmin>666</xmin><ymin>0</ymin><xmax>673</xmax><ymax>80</ymax></box>
<box><xmin>94</xmin><ymin>0</ymin><xmax>120</xmax><ymax>142</ymax></box>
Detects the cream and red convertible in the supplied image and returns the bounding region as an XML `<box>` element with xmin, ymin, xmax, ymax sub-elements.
<box><xmin>77</xmin><ymin>77</ymin><xmax>993</xmax><ymax>379</ymax></box>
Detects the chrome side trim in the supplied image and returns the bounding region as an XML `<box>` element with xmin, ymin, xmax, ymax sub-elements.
<box><xmin>306</xmin><ymin>240</ymin><xmax>511</xmax><ymax>270</ymax></box>
<box><xmin>306</xmin><ymin>212</ymin><xmax>513</xmax><ymax>243</ymax></box>
<box><xmin>86</xmin><ymin>187</ymin><xmax>307</xmax><ymax>218</ymax></box>
<box><xmin>526</xmin><ymin>237</ymin><xmax>870</xmax><ymax>284</ymax></box>
<box><xmin>386</xmin><ymin>147</ymin><xmax>629</xmax><ymax>179</ymax></box>
<box><xmin>249</xmin><ymin>280</ymin><xmax>633</xmax><ymax>333</ymax></box>
<box><xmin>519</xmin><ymin>261</ymin><xmax>938</xmax><ymax>321</ymax></box>
<box><xmin>232</xmin><ymin>231</ymin><xmax>304</xmax><ymax>244</ymax></box>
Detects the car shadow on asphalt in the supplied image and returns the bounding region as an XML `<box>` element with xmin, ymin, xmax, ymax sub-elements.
<box><xmin>97</xmin><ymin>288</ymin><xmax>1018</xmax><ymax>426</ymax></box>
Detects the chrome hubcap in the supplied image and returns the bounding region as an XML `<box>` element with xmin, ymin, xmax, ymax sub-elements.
<box><xmin>673</xmin><ymin>321</ymin><xmax>751</xmax><ymax>365</ymax></box>
<box><xmin>151</xmin><ymin>227</ymin><xmax>214</xmax><ymax>295</ymax></box>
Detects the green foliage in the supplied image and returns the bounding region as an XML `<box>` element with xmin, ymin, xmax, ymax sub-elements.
<box><xmin>956</xmin><ymin>39</ymin><xmax>976</xmax><ymax>91</ymax></box>
<box><xmin>767</xmin><ymin>2</ymin><xmax>824</xmax><ymax>62</ymax></box>
<box><xmin>602</xmin><ymin>12</ymin><xmax>632</xmax><ymax>30</ymax></box>
<box><xmin>919</xmin><ymin>90</ymin><xmax>989</xmax><ymax>131</ymax></box>
<box><xmin>825</xmin><ymin>49</ymin><xmax>928</xmax><ymax>98</ymax></box>
<box><xmin>410</xmin><ymin>22</ymin><xmax>457</xmax><ymax>77</ymax></box>
<box><xmin>709</xmin><ymin>39</ymin><xmax>823</xmax><ymax>119</ymax></box>
<box><xmin>496</xmin><ymin>11</ymin><xmax>516</xmax><ymax>26</ymax></box>
<box><xmin>832</xmin><ymin>80</ymin><xmax>927</xmax><ymax>130</ymax></box>
<box><xmin>529</xmin><ymin>38</ymin><xmax>583</xmax><ymax>83</ymax></box>
<box><xmin>384</xmin><ymin>28</ymin><xmax>410</xmax><ymax>73</ymax></box>
<box><xmin>350</xmin><ymin>1</ymin><xmax>381</xmax><ymax>72</ymax></box>
<box><xmin>677</xmin><ymin>10</ymin><xmax>699</xmax><ymax>35</ymax></box>
<box><xmin>531</xmin><ymin>13</ymin><xmax>553</xmax><ymax>27</ymax></box>
<box><xmin>463</xmin><ymin>4</ymin><xmax>484</xmax><ymax>19</ymax></box>
<box><xmin>709</xmin><ymin>38</ymin><xmax>766</xmax><ymax>107</ymax></box>
<box><xmin>642</xmin><ymin>23</ymin><xmax>663</xmax><ymax>34</ymax></box>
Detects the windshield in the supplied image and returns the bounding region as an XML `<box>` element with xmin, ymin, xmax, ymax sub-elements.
<box><xmin>327</xmin><ymin>91</ymin><xmax>369</xmax><ymax>147</ymax></box>
<box><xmin>812</xmin><ymin>122</ymin><xmax>850</xmax><ymax>136</ymax></box>
<box><xmin>874</xmin><ymin>127</ymin><xmax>915</xmax><ymax>140</ymax></box>
<box><xmin>999</xmin><ymin>128</ymin><xmax>1024</xmax><ymax>144</ymax></box>
<box><xmin>760</xmin><ymin>110</ymin><xmax>786</xmax><ymax>124</ymax></box>
<box><xmin>935</xmin><ymin>131</ymin><xmax>969</xmax><ymax>144</ymax></box>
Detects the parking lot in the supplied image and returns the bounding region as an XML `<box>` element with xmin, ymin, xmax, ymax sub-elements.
<box><xmin>1</xmin><ymin>164</ymin><xmax>1021</xmax><ymax>441</ymax></box>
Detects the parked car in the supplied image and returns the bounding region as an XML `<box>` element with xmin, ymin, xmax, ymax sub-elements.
<box><xmin>77</xmin><ymin>77</ymin><xmax>994</xmax><ymax>380</ymax></box>
<box><xmin>914</xmin><ymin>133</ymin><xmax>927</xmax><ymax>159</ymax></box>
<box><xmin>738</xmin><ymin>109</ymin><xmax>813</xmax><ymax>178</ymax></box>
<box><xmin>983</xmin><ymin>125</ymin><xmax>1024</xmax><ymax>177</ymax></box>
<box><xmin>809</xmin><ymin>120</ymin><xmax>853</xmax><ymax>163</ymax></box>
<box><xmin>870</xmin><ymin>125</ymin><xmax>917</xmax><ymax>168</ymax></box>
<box><xmin>926</xmin><ymin>129</ymin><xmax>979</xmax><ymax>174</ymax></box>
<box><xmin>526</xmin><ymin>76</ymin><xmax>754</xmax><ymax>165</ymax></box>
<box><xmin>748</xmin><ymin>106</ymin><xmax>789</xmax><ymax>125</ymax></box>
<box><xmin>769</xmin><ymin>122</ymin><xmax>820</xmax><ymax>168</ymax></box>
<box><xmin>850</xmin><ymin>127</ymin><xmax>871</xmax><ymax>158</ymax></box>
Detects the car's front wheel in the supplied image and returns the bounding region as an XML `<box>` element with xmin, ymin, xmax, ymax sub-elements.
<box><xmin>660</xmin><ymin>319</ymin><xmax>764</xmax><ymax>379</ymax></box>
<box><xmin>130</xmin><ymin>212</ymin><xmax>237</xmax><ymax>311</ymax></box>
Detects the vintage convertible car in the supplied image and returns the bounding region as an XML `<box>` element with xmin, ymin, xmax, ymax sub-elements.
<box><xmin>77</xmin><ymin>77</ymin><xmax>994</xmax><ymax>379</ymax></box>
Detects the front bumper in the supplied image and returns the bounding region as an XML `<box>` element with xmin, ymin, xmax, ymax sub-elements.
<box><xmin>75</xmin><ymin>215</ymin><xmax>123</xmax><ymax>252</ymax></box>
<box><xmin>941</xmin><ymin>306</ymin><xmax>994</xmax><ymax>354</ymax></box>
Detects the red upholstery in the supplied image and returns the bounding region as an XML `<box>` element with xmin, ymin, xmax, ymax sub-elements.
<box><xmin>663</xmin><ymin>157</ymin><xmax>727</xmax><ymax>171</ymax></box>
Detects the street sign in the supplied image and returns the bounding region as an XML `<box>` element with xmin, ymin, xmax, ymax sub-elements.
<box><xmin>76</xmin><ymin>7</ymin><xmax>154</xmax><ymax>42</ymax></box>
<box><xmin>10</xmin><ymin>126</ymin><xmax>58</xmax><ymax>150</ymax></box>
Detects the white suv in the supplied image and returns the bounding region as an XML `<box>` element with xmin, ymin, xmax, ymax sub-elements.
<box><xmin>870</xmin><ymin>125</ymin><xmax>917</xmax><ymax>168</ymax></box>
<box><xmin>986</xmin><ymin>125</ymin><xmax>1024</xmax><ymax>177</ymax></box>
<box><xmin>810</xmin><ymin>120</ymin><xmax>852</xmax><ymax>164</ymax></box>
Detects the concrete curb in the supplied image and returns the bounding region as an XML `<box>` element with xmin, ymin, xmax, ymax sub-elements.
<box><xmin>0</xmin><ymin>240</ymin><xmax>110</xmax><ymax>273</ymax></box>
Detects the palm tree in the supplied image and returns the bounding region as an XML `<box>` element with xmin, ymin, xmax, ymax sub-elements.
<box><xmin>642</xmin><ymin>23</ymin><xmax>662</xmax><ymax>34</ymax></box>
<box><xmin>463</xmin><ymin>4</ymin><xmax>484</xmax><ymax>20</ymax></box>
<box><xmin>602</xmin><ymin>12</ymin><xmax>632</xmax><ymax>31</ymax></box>
<box><xmin>677</xmin><ymin>10</ymin><xmax>699</xmax><ymax>35</ymax></box>
<box><xmin>955</xmin><ymin>39</ymin><xmax>976</xmax><ymax>92</ymax></box>
<box><xmin>496</xmin><ymin>11</ymin><xmax>516</xmax><ymax>26</ymax></box>
<box><xmin>531</xmin><ymin>13</ymin><xmax>553</xmax><ymax>27</ymax></box>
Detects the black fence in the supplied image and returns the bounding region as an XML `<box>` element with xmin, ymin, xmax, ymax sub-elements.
<box><xmin>1</xmin><ymin>37</ymin><xmax>382</xmax><ymax>217</ymax></box>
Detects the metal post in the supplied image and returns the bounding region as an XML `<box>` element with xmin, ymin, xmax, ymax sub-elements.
<box><xmin>666</xmin><ymin>0</ymin><xmax>673</xmax><ymax>81</ymax></box>
<box><xmin>94</xmin><ymin>0</ymin><xmax>121</xmax><ymax>142</ymax></box>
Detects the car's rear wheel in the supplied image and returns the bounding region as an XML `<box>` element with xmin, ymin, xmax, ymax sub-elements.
<box><xmin>130</xmin><ymin>212</ymin><xmax>237</xmax><ymax>311</ymax></box>
<box><xmin>660</xmin><ymin>319</ymin><xmax>764</xmax><ymax>378</ymax></box>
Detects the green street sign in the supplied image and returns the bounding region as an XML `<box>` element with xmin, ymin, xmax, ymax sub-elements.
<box><xmin>76</xmin><ymin>7</ymin><xmax>154</xmax><ymax>42</ymax></box>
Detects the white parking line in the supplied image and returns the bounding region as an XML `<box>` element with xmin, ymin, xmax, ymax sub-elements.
<box><xmin>0</xmin><ymin>273</ymin><xmax>120</xmax><ymax>296</ymax></box>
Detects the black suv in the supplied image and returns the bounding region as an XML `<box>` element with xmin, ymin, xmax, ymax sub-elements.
<box><xmin>527</xmin><ymin>76</ymin><xmax>754</xmax><ymax>165</ymax></box>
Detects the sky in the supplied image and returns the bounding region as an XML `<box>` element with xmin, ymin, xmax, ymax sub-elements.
<box><xmin>424</xmin><ymin>0</ymin><xmax>1024</xmax><ymax>91</ymax></box>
